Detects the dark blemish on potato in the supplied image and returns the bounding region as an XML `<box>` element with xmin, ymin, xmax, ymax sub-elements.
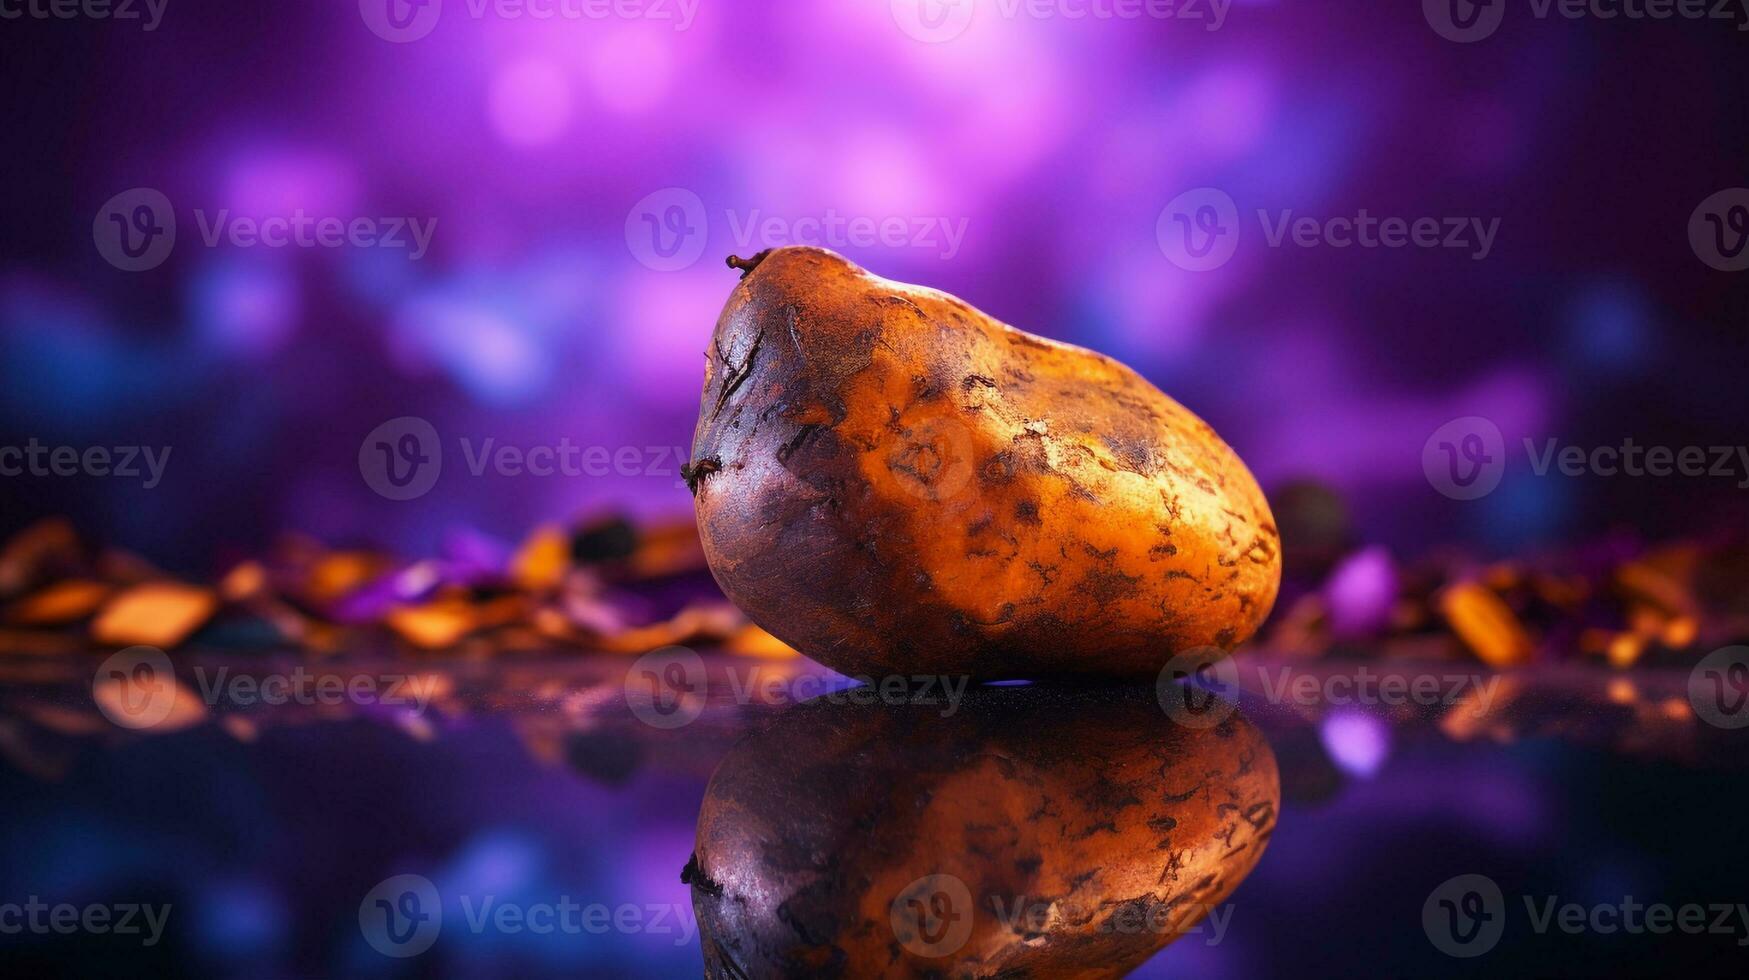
<box><xmin>981</xmin><ymin>455</ymin><xmax>1015</xmax><ymax>485</ymax></box>
<box><xmin>1070</xmin><ymin>819</ymin><xmax>1120</xmax><ymax>841</ymax></box>
<box><xmin>961</xmin><ymin>373</ymin><xmax>998</xmax><ymax>392</ymax></box>
<box><xmin>682</xmin><ymin>456</ymin><xmax>722</xmax><ymax>495</ymax></box>
<box><xmin>889</xmin><ymin>440</ymin><xmax>946</xmax><ymax>488</ymax></box>
<box><xmin>1015</xmin><ymin>499</ymin><xmax>1042</xmax><ymax>525</ymax></box>
<box><xmin>1244</xmin><ymin>536</ymin><xmax>1277</xmax><ymax>564</ymax></box>
<box><xmin>1083</xmin><ymin>542</ymin><xmax>1119</xmax><ymax>562</ymax></box>
<box><xmin>1078</xmin><ymin>566</ymin><xmax>1143</xmax><ymax>604</ymax></box>
<box><xmin>710</xmin><ymin>325</ymin><xmax>765</xmax><ymax>422</ymax></box>
<box><xmin>682</xmin><ymin>852</ymin><xmax>725</xmax><ymax>897</ymax></box>
<box><xmin>776</xmin><ymin>423</ymin><xmax>821</xmax><ymax>465</ymax></box>
<box><xmin>1100</xmin><ymin>432</ymin><xmax>1160</xmax><ymax>475</ymax></box>
<box><xmin>910</xmin><ymin>373</ymin><xmax>946</xmax><ymax>402</ymax></box>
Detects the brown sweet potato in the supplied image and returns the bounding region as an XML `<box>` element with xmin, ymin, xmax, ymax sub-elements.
<box><xmin>687</xmin><ymin>247</ymin><xmax>1280</xmax><ymax>678</ymax></box>
<box><xmin>685</xmin><ymin>687</ymin><xmax>1279</xmax><ymax>978</ymax></box>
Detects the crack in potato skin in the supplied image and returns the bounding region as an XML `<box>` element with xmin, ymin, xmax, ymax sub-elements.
<box><xmin>691</xmin><ymin>247</ymin><xmax>1281</xmax><ymax>678</ymax></box>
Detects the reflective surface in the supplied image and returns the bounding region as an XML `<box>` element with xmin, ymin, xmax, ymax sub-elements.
<box><xmin>0</xmin><ymin>651</ymin><xmax>1746</xmax><ymax>977</ymax></box>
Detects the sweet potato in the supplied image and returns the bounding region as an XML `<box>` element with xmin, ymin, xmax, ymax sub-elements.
<box><xmin>685</xmin><ymin>687</ymin><xmax>1278</xmax><ymax>978</ymax></box>
<box><xmin>687</xmin><ymin>247</ymin><xmax>1279</xmax><ymax>678</ymax></box>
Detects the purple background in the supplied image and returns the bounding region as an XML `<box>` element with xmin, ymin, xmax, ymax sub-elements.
<box><xmin>0</xmin><ymin>0</ymin><xmax>1745</xmax><ymax>571</ymax></box>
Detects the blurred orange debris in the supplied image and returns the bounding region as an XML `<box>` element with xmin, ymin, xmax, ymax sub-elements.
<box><xmin>1440</xmin><ymin>582</ymin><xmax>1534</xmax><ymax>668</ymax></box>
<box><xmin>307</xmin><ymin>552</ymin><xmax>388</xmax><ymax>604</ymax></box>
<box><xmin>90</xmin><ymin>583</ymin><xmax>219</xmax><ymax>648</ymax></box>
<box><xmin>386</xmin><ymin>595</ymin><xmax>527</xmax><ymax>650</ymax></box>
<box><xmin>4</xmin><ymin>580</ymin><xmax>111</xmax><ymax>626</ymax></box>
<box><xmin>0</xmin><ymin>518</ymin><xmax>80</xmax><ymax>597</ymax></box>
<box><xmin>218</xmin><ymin>561</ymin><xmax>268</xmax><ymax>602</ymax></box>
<box><xmin>1661</xmin><ymin>615</ymin><xmax>1698</xmax><ymax>649</ymax></box>
<box><xmin>512</xmin><ymin>525</ymin><xmax>571</xmax><ymax>591</ymax></box>
<box><xmin>1607</xmin><ymin>632</ymin><xmax>1646</xmax><ymax>669</ymax></box>
<box><xmin>624</xmin><ymin>520</ymin><xmax>708</xmax><ymax>579</ymax></box>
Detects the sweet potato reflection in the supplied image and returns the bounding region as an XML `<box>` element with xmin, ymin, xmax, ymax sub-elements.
<box><xmin>685</xmin><ymin>687</ymin><xmax>1278</xmax><ymax>979</ymax></box>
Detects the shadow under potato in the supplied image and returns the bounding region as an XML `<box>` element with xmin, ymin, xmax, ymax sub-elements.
<box><xmin>684</xmin><ymin>685</ymin><xmax>1278</xmax><ymax>979</ymax></box>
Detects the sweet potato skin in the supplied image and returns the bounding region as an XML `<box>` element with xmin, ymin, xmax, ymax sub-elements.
<box><xmin>686</xmin><ymin>688</ymin><xmax>1279</xmax><ymax>979</ymax></box>
<box><xmin>689</xmin><ymin>247</ymin><xmax>1279</xmax><ymax>678</ymax></box>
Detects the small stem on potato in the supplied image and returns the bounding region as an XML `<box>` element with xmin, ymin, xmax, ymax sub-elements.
<box><xmin>725</xmin><ymin>251</ymin><xmax>771</xmax><ymax>278</ymax></box>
